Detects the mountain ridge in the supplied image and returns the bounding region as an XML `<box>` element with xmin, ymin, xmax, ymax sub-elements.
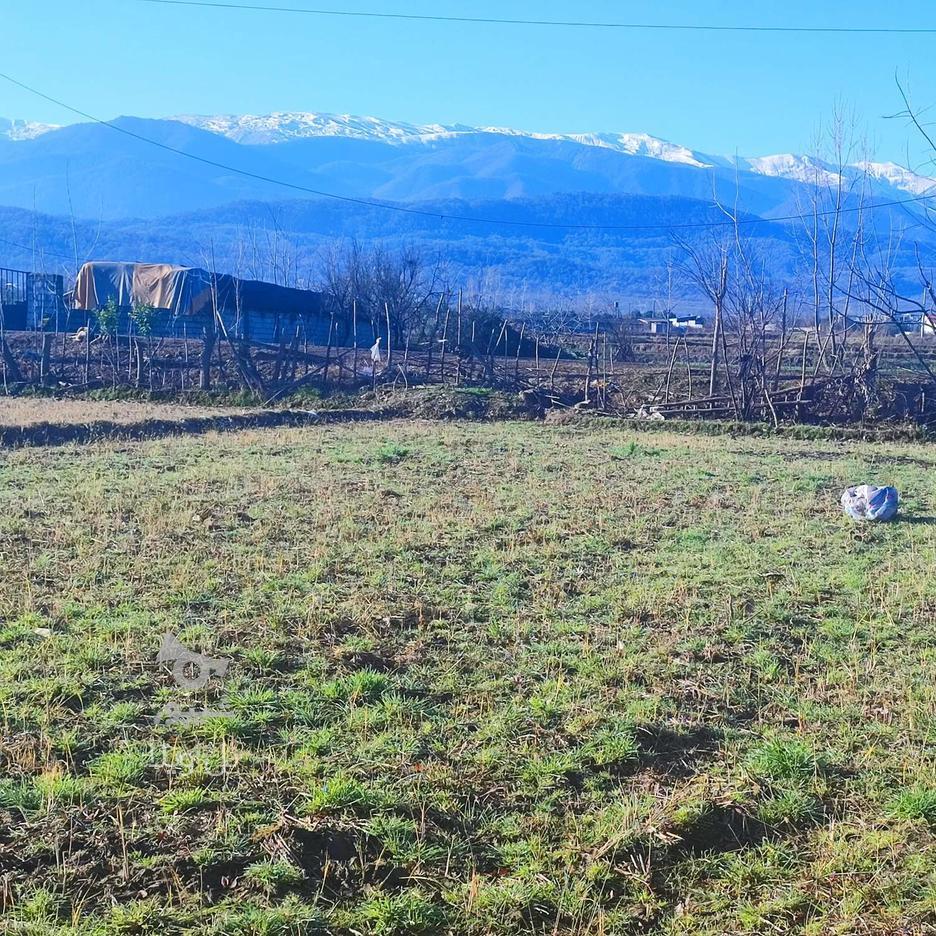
<box><xmin>4</xmin><ymin>110</ymin><xmax>934</xmax><ymax>198</ymax></box>
<box><xmin>170</xmin><ymin>113</ymin><xmax>936</xmax><ymax>195</ymax></box>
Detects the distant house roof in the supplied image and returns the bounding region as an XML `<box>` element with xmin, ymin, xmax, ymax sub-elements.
<box><xmin>638</xmin><ymin>315</ymin><xmax>705</xmax><ymax>327</ymax></box>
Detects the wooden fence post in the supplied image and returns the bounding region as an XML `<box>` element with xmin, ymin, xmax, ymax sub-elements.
<box><xmin>514</xmin><ymin>321</ymin><xmax>525</xmax><ymax>382</ymax></box>
<box><xmin>40</xmin><ymin>332</ymin><xmax>52</xmax><ymax>385</ymax></box>
<box><xmin>583</xmin><ymin>323</ymin><xmax>599</xmax><ymax>403</ymax></box>
<box><xmin>455</xmin><ymin>290</ymin><xmax>462</xmax><ymax>386</ymax></box>
<box><xmin>440</xmin><ymin>302</ymin><xmax>451</xmax><ymax>385</ymax></box>
<box><xmin>384</xmin><ymin>302</ymin><xmax>393</xmax><ymax>372</ymax></box>
<box><xmin>684</xmin><ymin>335</ymin><xmax>693</xmax><ymax>400</ymax></box>
<box><xmin>200</xmin><ymin>322</ymin><xmax>215</xmax><ymax>390</ymax></box>
<box><xmin>402</xmin><ymin>333</ymin><xmax>411</xmax><ymax>387</ymax></box>
<box><xmin>323</xmin><ymin>312</ymin><xmax>335</xmax><ymax>392</ymax></box>
<box><xmin>549</xmin><ymin>345</ymin><xmax>561</xmax><ymax>395</ymax></box>
<box><xmin>83</xmin><ymin>316</ymin><xmax>90</xmax><ymax>384</ymax></box>
<box><xmin>352</xmin><ymin>298</ymin><xmax>359</xmax><ymax>382</ymax></box>
<box><xmin>491</xmin><ymin>320</ymin><xmax>507</xmax><ymax>384</ymax></box>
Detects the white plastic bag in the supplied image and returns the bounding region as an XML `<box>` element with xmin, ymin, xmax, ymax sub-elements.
<box><xmin>841</xmin><ymin>485</ymin><xmax>899</xmax><ymax>522</ymax></box>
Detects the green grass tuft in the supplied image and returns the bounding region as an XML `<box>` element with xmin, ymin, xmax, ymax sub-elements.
<box><xmin>888</xmin><ymin>786</ymin><xmax>936</xmax><ymax>825</ymax></box>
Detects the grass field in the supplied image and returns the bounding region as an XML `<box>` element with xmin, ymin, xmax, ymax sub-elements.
<box><xmin>0</xmin><ymin>414</ymin><xmax>934</xmax><ymax>934</ymax></box>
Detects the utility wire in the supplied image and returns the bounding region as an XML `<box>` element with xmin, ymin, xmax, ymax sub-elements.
<box><xmin>133</xmin><ymin>0</ymin><xmax>936</xmax><ymax>35</ymax></box>
<box><xmin>0</xmin><ymin>235</ymin><xmax>76</xmax><ymax>264</ymax></box>
<box><xmin>1</xmin><ymin>70</ymin><xmax>935</xmax><ymax>234</ymax></box>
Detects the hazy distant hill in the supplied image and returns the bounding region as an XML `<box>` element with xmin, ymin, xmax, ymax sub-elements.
<box><xmin>0</xmin><ymin>193</ymin><xmax>797</xmax><ymax>297</ymax></box>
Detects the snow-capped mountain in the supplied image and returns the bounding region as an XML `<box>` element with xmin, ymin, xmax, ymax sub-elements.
<box><xmin>482</xmin><ymin>129</ymin><xmax>717</xmax><ymax>167</ymax></box>
<box><xmin>0</xmin><ymin>118</ymin><xmax>59</xmax><ymax>141</ymax></box>
<box><xmin>171</xmin><ymin>112</ymin><xmax>936</xmax><ymax>196</ymax></box>
<box><xmin>171</xmin><ymin>111</ymin><xmax>469</xmax><ymax>145</ymax></box>
<box><xmin>857</xmin><ymin>161</ymin><xmax>936</xmax><ymax>196</ymax></box>
<box><xmin>174</xmin><ymin>111</ymin><xmax>718</xmax><ymax>167</ymax></box>
<box><xmin>736</xmin><ymin>153</ymin><xmax>841</xmax><ymax>186</ymax></box>
<box><xmin>733</xmin><ymin>153</ymin><xmax>936</xmax><ymax>196</ymax></box>
<box><xmin>2</xmin><ymin>110</ymin><xmax>935</xmax><ymax>221</ymax></box>
<box><xmin>7</xmin><ymin>109</ymin><xmax>936</xmax><ymax>198</ymax></box>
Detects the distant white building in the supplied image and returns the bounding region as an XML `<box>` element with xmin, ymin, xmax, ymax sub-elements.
<box><xmin>639</xmin><ymin>315</ymin><xmax>706</xmax><ymax>334</ymax></box>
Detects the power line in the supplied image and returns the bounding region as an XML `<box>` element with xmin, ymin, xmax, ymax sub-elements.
<box><xmin>134</xmin><ymin>0</ymin><xmax>936</xmax><ymax>35</ymax></box>
<box><xmin>1</xmin><ymin>71</ymin><xmax>935</xmax><ymax>235</ymax></box>
<box><xmin>0</xmin><ymin>235</ymin><xmax>76</xmax><ymax>265</ymax></box>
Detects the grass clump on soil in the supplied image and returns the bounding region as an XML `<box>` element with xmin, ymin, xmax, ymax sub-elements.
<box><xmin>0</xmin><ymin>417</ymin><xmax>934</xmax><ymax>934</ymax></box>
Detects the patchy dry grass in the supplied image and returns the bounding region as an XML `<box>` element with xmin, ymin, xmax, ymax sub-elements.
<box><xmin>0</xmin><ymin>397</ymin><xmax>257</xmax><ymax>427</ymax></box>
<box><xmin>0</xmin><ymin>417</ymin><xmax>934</xmax><ymax>934</ymax></box>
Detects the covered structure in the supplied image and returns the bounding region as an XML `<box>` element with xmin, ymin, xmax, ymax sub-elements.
<box><xmin>71</xmin><ymin>262</ymin><xmax>365</xmax><ymax>346</ymax></box>
<box><xmin>73</xmin><ymin>263</ymin><xmax>214</xmax><ymax>321</ymax></box>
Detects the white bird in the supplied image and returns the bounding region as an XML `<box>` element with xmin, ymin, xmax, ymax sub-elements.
<box><xmin>370</xmin><ymin>336</ymin><xmax>383</xmax><ymax>366</ymax></box>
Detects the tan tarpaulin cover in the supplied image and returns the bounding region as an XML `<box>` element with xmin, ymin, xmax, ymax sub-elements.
<box><xmin>73</xmin><ymin>262</ymin><xmax>214</xmax><ymax>317</ymax></box>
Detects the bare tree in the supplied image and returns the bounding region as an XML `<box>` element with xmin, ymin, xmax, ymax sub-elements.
<box><xmin>674</xmin><ymin>231</ymin><xmax>730</xmax><ymax>397</ymax></box>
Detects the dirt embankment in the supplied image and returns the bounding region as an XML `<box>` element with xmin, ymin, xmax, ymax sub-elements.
<box><xmin>0</xmin><ymin>387</ymin><xmax>546</xmax><ymax>448</ymax></box>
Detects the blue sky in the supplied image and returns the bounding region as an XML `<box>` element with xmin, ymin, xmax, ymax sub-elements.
<box><xmin>4</xmin><ymin>0</ymin><xmax>936</xmax><ymax>167</ymax></box>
